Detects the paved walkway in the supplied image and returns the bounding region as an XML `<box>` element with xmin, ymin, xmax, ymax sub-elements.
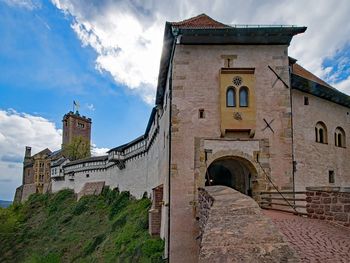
<box><xmin>263</xmin><ymin>210</ymin><xmax>350</xmax><ymax>263</ymax></box>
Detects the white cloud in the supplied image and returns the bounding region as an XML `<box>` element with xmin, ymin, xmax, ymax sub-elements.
<box><xmin>91</xmin><ymin>144</ymin><xmax>109</xmax><ymax>156</ymax></box>
<box><xmin>0</xmin><ymin>109</ymin><xmax>62</xmax><ymax>200</ymax></box>
<box><xmin>333</xmin><ymin>76</ymin><xmax>350</xmax><ymax>95</ymax></box>
<box><xmin>52</xmin><ymin>0</ymin><xmax>350</xmax><ymax>100</ymax></box>
<box><xmin>86</xmin><ymin>103</ymin><xmax>95</xmax><ymax>111</ymax></box>
<box><xmin>2</xmin><ymin>0</ymin><xmax>41</xmax><ymax>10</ymax></box>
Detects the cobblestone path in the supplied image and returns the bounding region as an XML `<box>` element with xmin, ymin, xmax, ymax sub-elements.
<box><xmin>263</xmin><ymin>210</ymin><xmax>350</xmax><ymax>263</ymax></box>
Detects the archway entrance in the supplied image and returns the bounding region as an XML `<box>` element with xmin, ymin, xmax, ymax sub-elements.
<box><xmin>205</xmin><ymin>157</ymin><xmax>255</xmax><ymax>196</ymax></box>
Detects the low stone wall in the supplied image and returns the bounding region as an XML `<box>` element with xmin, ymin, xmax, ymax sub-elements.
<box><xmin>198</xmin><ymin>186</ymin><xmax>299</xmax><ymax>263</ymax></box>
<box><xmin>306</xmin><ymin>187</ymin><xmax>350</xmax><ymax>227</ymax></box>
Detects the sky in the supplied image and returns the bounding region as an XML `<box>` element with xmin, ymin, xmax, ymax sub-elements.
<box><xmin>0</xmin><ymin>0</ymin><xmax>350</xmax><ymax>201</ymax></box>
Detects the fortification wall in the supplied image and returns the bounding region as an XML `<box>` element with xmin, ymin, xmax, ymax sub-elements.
<box><xmin>292</xmin><ymin>89</ymin><xmax>350</xmax><ymax>190</ymax></box>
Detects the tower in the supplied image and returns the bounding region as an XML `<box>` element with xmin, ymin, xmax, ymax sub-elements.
<box><xmin>62</xmin><ymin>111</ymin><xmax>92</xmax><ymax>153</ymax></box>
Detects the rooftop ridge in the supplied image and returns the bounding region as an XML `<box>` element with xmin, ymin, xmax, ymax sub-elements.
<box><xmin>171</xmin><ymin>13</ymin><xmax>230</xmax><ymax>28</ymax></box>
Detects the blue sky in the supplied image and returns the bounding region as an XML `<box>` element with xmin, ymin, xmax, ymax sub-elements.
<box><xmin>0</xmin><ymin>1</ymin><xmax>151</xmax><ymax>147</ymax></box>
<box><xmin>0</xmin><ymin>0</ymin><xmax>350</xmax><ymax>201</ymax></box>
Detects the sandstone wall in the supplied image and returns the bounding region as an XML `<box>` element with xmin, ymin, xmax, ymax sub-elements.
<box><xmin>306</xmin><ymin>186</ymin><xmax>350</xmax><ymax>227</ymax></box>
<box><xmin>198</xmin><ymin>186</ymin><xmax>299</xmax><ymax>262</ymax></box>
<box><xmin>170</xmin><ymin>44</ymin><xmax>293</xmax><ymax>262</ymax></box>
<box><xmin>292</xmin><ymin>89</ymin><xmax>350</xmax><ymax>190</ymax></box>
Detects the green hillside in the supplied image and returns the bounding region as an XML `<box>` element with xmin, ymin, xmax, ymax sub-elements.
<box><xmin>0</xmin><ymin>189</ymin><xmax>164</xmax><ymax>263</ymax></box>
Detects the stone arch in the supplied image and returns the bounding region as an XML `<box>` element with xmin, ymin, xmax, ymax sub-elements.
<box><xmin>199</xmin><ymin>149</ymin><xmax>266</xmax><ymax>197</ymax></box>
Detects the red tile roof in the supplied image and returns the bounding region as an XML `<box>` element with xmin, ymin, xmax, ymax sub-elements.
<box><xmin>291</xmin><ymin>63</ymin><xmax>333</xmax><ymax>89</ymax></box>
<box><xmin>171</xmin><ymin>13</ymin><xmax>230</xmax><ymax>29</ymax></box>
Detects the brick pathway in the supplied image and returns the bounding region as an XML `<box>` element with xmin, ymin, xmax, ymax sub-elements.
<box><xmin>263</xmin><ymin>210</ymin><xmax>350</xmax><ymax>263</ymax></box>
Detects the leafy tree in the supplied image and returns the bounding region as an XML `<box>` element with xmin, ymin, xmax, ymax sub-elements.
<box><xmin>63</xmin><ymin>136</ymin><xmax>91</xmax><ymax>161</ymax></box>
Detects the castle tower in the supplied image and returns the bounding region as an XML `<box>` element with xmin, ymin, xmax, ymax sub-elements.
<box><xmin>62</xmin><ymin>111</ymin><xmax>92</xmax><ymax>152</ymax></box>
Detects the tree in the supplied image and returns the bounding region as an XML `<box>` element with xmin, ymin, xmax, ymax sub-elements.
<box><xmin>63</xmin><ymin>136</ymin><xmax>91</xmax><ymax>161</ymax></box>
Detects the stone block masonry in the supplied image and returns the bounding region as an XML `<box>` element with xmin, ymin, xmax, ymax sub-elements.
<box><xmin>198</xmin><ymin>186</ymin><xmax>299</xmax><ymax>262</ymax></box>
<box><xmin>306</xmin><ymin>187</ymin><xmax>350</xmax><ymax>227</ymax></box>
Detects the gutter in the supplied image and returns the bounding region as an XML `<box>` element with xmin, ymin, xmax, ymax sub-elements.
<box><xmin>167</xmin><ymin>28</ymin><xmax>178</xmax><ymax>261</ymax></box>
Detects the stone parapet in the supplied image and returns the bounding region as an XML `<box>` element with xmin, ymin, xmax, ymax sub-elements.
<box><xmin>306</xmin><ymin>186</ymin><xmax>350</xmax><ymax>227</ymax></box>
<box><xmin>198</xmin><ymin>185</ymin><xmax>299</xmax><ymax>262</ymax></box>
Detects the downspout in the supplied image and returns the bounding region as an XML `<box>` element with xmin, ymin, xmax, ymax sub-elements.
<box><xmin>167</xmin><ymin>29</ymin><xmax>178</xmax><ymax>260</ymax></box>
<box><xmin>289</xmin><ymin>62</ymin><xmax>296</xmax><ymax>204</ymax></box>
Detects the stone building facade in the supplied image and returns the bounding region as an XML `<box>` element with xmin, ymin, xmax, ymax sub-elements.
<box><xmin>15</xmin><ymin>14</ymin><xmax>350</xmax><ymax>262</ymax></box>
<box><xmin>62</xmin><ymin>111</ymin><xmax>92</xmax><ymax>148</ymax></box>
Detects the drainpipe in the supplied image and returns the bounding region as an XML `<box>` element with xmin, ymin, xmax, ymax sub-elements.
<box><xmin>289</xmin><ymin>61</ymin><xmax>296</xmax><ymax>204</ymax></box>
<box><xmin>167</xmin><ymin>29</ymin><xmax>178</xmax><ymax>261</ymax></box>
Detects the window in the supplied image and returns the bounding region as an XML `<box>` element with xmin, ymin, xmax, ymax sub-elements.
<box><xmin>304</xmin><ymin>96</ymin><xmax>309</xmax><ymax>105</ymax></box>
<box><xmin>329</xmin><ymin>170</ymin><xmax>335</xmax><ymax>184</ymax></box>
<box><xmin>226</xmin><ymin>87</ymin><xmax>236</xmax><ymax>107</ymax></box>
<box><xmin>239</xmin><ymin>86</ymin><xmax>249</xmax><ymax>107</ymax></box>
<box><xmin>335</xmin><ymin>127</ymin><xmax>346</xmax><ymax>147</ymax></box>
<box><xmin>315</xmin><ymin>121</ymin><xmax>327</xmax><ymax>144</ymax></box>
<box><xmin>77</xmin><ymin>122</ymin><xmax>85</xmax><ymax>128</ymax></box>
<box><xmin>86</xmin><ymin>174</ymin><xmax>89</xmax><ymax>178</ymax></box>
<box><xmin>199</xmin><ymin>109</ymin><xmax>205</xmax><ymax>119</ymax></box>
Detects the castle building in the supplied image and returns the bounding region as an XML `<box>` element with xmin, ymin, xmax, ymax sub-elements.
<box><xmin>15</xmin><ymin>110</ymin><xmax>92</xmax><ymax>202</ymax></box>
<box><xmin>15</xmin><ymin>14</ymin><xmax>350</xmax><ymax>262</ymax></box>
<box><xmin>62</xmin><ymin>111</ymin><xmax>92</xmax><ymax>151</ymax></box>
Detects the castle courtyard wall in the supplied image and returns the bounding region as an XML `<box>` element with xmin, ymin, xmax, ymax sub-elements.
<box><xmin>292</xmin><ymin>89</ymin><xmax>350</xmax><ymax>190</ymax></box>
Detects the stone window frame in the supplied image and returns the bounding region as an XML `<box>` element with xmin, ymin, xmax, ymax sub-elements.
<box><xmin>315</xmin><ymin>121</ymin><xmax>328</xmax><ymax>144</ymax></box>
<box><xmin>334</xmin><ymin>126</ymin><xmax>346</xmax><ymax>148</ymax></box>
<box><xmin>239</xmin><ymin>86</ymin><xmax>249</xmax><ymax>107</ymax></box>
<box><xmin>226</xmin><ymin>86</ymin><xmax>236</xmax><ymax>107</ymax></box>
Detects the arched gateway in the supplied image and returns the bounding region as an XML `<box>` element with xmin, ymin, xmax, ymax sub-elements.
<box><xmin>205</xmin><ymin>156</ymin><xmax>258</xmax><ymax>197</ymax></box>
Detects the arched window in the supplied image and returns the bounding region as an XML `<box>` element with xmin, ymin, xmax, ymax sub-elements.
<box><xmin>335</xmin><ymin>127</ymin><xmax>346</xmax><ymax>147</ymax></box>
<box><xmin>239</xmin><ymin>86</ymin><xmax>249</xmax><ymax>107</ymax></box>
<box><xmin>226</xmin><ymin>87</ymin><xmax>236</xmax><ymax>107</ymax></box>
<box><xmin>315</xmin><ymin>121</ymin><xmax>327</xmax><ymax>144</ymax></box>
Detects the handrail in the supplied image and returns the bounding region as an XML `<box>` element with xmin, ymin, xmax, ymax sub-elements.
<box><xmin>256</xmin><ymin>160</ymin><xmax>299</xmax><ymax>214</ymax></box>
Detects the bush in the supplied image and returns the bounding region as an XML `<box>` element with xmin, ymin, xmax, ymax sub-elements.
<box><xmin>48</xmin><ymin>189</ymin><xmax>75</xmax><ymax>214</ymax></box>
<box><xmin>83</xmin><ymin>233</ymin><xmax>106</xmax><ymax>256</ymax></box>
<box><xmin>109</xmin><ymin>191</ymin><xmax>131</xmax><ymax>219</ymax></box>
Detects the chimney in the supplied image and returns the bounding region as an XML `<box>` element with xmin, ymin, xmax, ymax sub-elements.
<box><xmin>25</xmin><ymin>146</ymin><xmax>31</xmax><ymax>158</ymax></box>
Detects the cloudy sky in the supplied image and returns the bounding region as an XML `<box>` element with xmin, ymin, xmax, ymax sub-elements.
<box><xmin>1</xmin><ymin>0</ymin><xmax>350</xmax><ymax>200</ymax></box>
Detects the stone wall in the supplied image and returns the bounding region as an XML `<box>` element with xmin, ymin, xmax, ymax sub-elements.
<box><xmin>198</xmin><ymin>186</ymin><xmax>299</xmax><ymax>262</ymax></box>
<box><xmin>149</xmin><ymin>185</ymin><xmax>164</xmax><ymax>236</ymax></box>
<box><xmin>170</xmin><ymin>44</ymin><xmax>294</xmax><ymax>262</ymax></box>
<box><xmin>306</xmin><ymin>187</ymin><xmax>350</xmax><ymax>227</ymax></box>
<box><xmin>292</xmin><ymin>89</ymin><xmax>350</xmax><ymax>191</ymax></box>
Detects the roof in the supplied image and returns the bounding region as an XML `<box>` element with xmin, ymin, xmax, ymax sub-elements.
<box><xmin>171</xmin><ymin>14</ymin><xmax>229</xmax><ymax>29</ymax></box>
<box><xmin>291</xmin><ymin>73</ymin><xmax>350</xmax><ymax>109</ymax></box>
<box><xmin>51</xmin><ymin>157</ymin><xmax>67</xmax><ymax>168</ymax></box>
<box><xmin>48</xmin><ymin>149</ymin><xmax>62</xmax><ymax>160</ymax></box>
<box><xmin>32</xmin><ymin>148</ymin><xmax>52</xmax><ymax>158</ymax></box>
<box><xmin>155</xmin><ymin>14</ymin><xmax>306</xmax><ymax>106</ymax></box>
<box><xmin>64</xmin><ymin>155</ymin><xmax>108</xmax><ymax>167</ymax></box>
<box><xmin>291</xmin><ymin>63</ymin><xmax>333</xmax><ymax>88</ymax></box>
<box><xmin>107</xmin><ymin>135</ymin><xmax>144</xmax><ymax>153</ymax></box>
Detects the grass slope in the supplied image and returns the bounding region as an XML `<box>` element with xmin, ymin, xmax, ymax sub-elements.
<box><xmin>0</xmin><ymin>189</ymin><xmax>164</xmax><ymax>263</ymax></box>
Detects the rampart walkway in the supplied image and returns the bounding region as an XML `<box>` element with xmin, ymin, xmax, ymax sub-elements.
<box><xmin>264</xmin><ymin>210</ymin><xmax>350</xmax><ymax>263</ymax></box>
